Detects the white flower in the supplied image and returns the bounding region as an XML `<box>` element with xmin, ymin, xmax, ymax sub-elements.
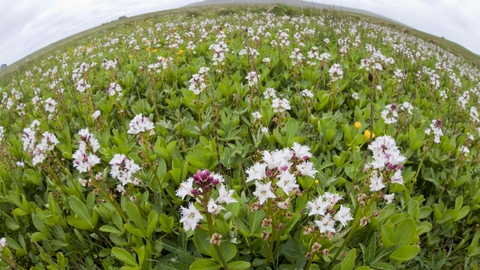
<box><xmin>216</xmin><ymin>184</ymin><xmax>237</xmax><ymax>204</ymax></box>
<box><xmin>0</xmin><ymin>237</ymin><xmax>6</xmax><ymax>248</ymax></box>
<box><xmin>116</xmin><ymin>184</ymin><xmax>125</xmax><ymax>193</ymax></box>
<box><xmin>328</xmin><ymin>64</ymin><xmax>343</xmax><ymax>82</ymax></box>
<box><xmin>384</xmin><ymin>194</ymin><xmax>395</xmax><ymax>204</ymax></box>
<box><xmin>271</xmin><ymin>98</ymin><xmax>291</xmax><ymax>113</ymax></box>
<box><xmin>109</xmin><ymin>154</ymin><xmax>141</xmax><ymax>185</ymax></box>
<box><xmin>262</xmin><ymin>149</ymin><xmax>292</xmax><ymax>170</ymax></box>
<box><xmin>207</xmin><ymin>199</ymin><xmax>225</xmax><ymax>215</ymax></box>
<box><xmin>308</xmin><ymin>197</ymin><xmax>329</xmax><ymax>216</ymax></box>
<box><xmin>301</xmin><ymin>89</ymin><xmax>314</xmax><ymax>98</ymax></box>
<box><xmin>245</xmin><ymin>162</ymin><xmax>267</xmax><ymax>182</ymax></box>
<box><xmin>72</xmin><ymin>150</ymin><xmax>101</xmax><ymax>173</ymax></box>
<box><xmin>128</xmin><ymin>114</ymin><xmax>154</xmax><ymax>135</ymax></box>
<box><xmin>460</xmin><ymin>145</ymin><xmax>470</xmax><ymax>156</ymax></box>
<box><xmin>334</xmin><ymin>205</ymin><xmax>353</xmax><ymax>227</ymax></box>
<box><xmin>252</xmin><ymin>181</ymin><xmax>276</xmax><ymax>205</ymax></box>
<box><xmin>314</xmin><ymin>213</ymin><xmax>336</xmax><ymax>233</ymax></box>
<box><xmin>351</xmin><ymin>92</ymin><xmax>359</xmax><ymax>100</ymax></box>
<box><xmin>44</xmin><ymin>98</ymin><xmax>57</xmax><ymax>113</ymax></box>
<box><xmin>252</xmin><ymin>111</ymin><xmax>262</xmax><ymax>121</ymax></box>
<box><xmin>369</xmin><ymin>171</ymin><xmax>385</xmax><ymax>192</ymax></box>
<box><xmin>78</xmin><ymin>178</ymin><xmax>89</xmax><ymax>186</ymax></box>
<box><xmin>180</xmin><ymin>203</ymin><xmax>203</xmax><ymax>231</ymax></box>
<box><xmin>176</xmin><ymin>177</ymin><xmax>194</xmax><ymax>200</ymax></box>
<box><xmin>276</xmin><ymin>170</ymin><xmax>298</xmax><ymax>194</ymax></box>
<box><xmin>92</xmin><ymin>110</ymin><xmax>101</xmax><ymax>120</ymax></box>
<box><xmin>245</xmin><ymin>71</ymin><xmax>258</xmax><ymax>87</ymax></box>
<box><xmin>296</xmin><ymin>161</ymin><xmax>317</xmax><ymax>178</ymax></box>
<box><xmin>391</xmin><ymin>170</ymin><xmax>404</xmax><ymax>185</ymax></box>
<box><xmin>263</xmin><ymin>88</ymin><xmax>276</xmax><ymax>99</ymax></box>
<box><xmin>291</xmin><ymin>142</ymin><xmax>312</xmax><ymax>160</ymax></box>
<box><xmin>277</xmin><ymin>198</ymin><xmax>290</xmax><ymax>210</ymax></box>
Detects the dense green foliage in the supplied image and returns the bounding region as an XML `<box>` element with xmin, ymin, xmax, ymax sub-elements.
<box><xmin>0</xmin><ymin>4</ymin><xmax>479</xmax><ymax>270</ymax></box>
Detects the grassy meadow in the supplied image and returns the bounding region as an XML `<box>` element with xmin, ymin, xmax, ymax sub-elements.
<box><xmin>0</xmin><ymin>4</ymin><xmax>479</xmax><ymax>270</ymax></box>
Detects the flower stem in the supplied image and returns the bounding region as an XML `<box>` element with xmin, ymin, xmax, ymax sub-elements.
<box><xmin>204</xmin><ymin>200</ymin><xmax>229</xmax><ymax>270</ymax></box>
<box><xmin>328</xmin><ymin>193</ymin><xmax>377</xmax><ymax>268</ymax></box>
<box><xmin>142</xmin><ymin>139</ymin><xmax>172</xmax><ymax>209</ymax></box>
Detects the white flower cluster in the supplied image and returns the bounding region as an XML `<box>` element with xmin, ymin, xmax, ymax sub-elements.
<box><xmin>22</xmin><ymin>120</ymin><xmax>59</xmax><ymax>166</ymax></box>
<box><xmin>0</xmin><ymin>126</ymin><xmax>4</xmax><ymax>143</ymax></box>
<box><xmin>239</xmin><ymin>47</ymin><xmax>259</xmax><ymax>59</ymax></box>
<box><xmin>381</xmin><ymin>102</ymin><xmax>414</xmax><ymax>124</ymax></box>
<box><xmin>245</xmin><ymin>71</ymin><xmax>258</xmax><ymax>87</ymax></box>
<box><xmin>271</xmin><ymin>98</ymin><xmax>291</xmax><ymax>113</ymax></box>
<box><xmin>301</xmin><ymin>89</ymin><xmax>314</xmax><ymax>98</ymax></box>
<box><xmin>381</xmin><ymin>103</ymin><xmax>398</xmax><ymax>124</ymax></box>
<box><xmin>176</xmin><ymin>170</ymin><xmax>237</xmax><ymax>231</ymax></box>
<box><xmin>109</xmin><ymin>154</ymin><xmax>141</xmax><ymax>186</ymax></box>
<box><xmin>245</xmin><ymin>143</ymin><xmax>317</xmax><ymax>205</ymax></box>
<box><xmin>425</xmin><ymin>119</ymin><xmax>443</xmax><ymax>143</ymax></box>
<box><xmin>328</xmin><ymin>63</ymin><xmax>343</xmax><ymax>83</ymax></box>
<box><xmin>209</xmin><ymin>41</ymin><xmax>229</xmax><ymax>66</ymax></box>
<box><xmin>71</xmin><ymin>63</ymin><xmax>91</xmax><ymax>92</ymax></box>
<box><xmin>188</xmin><ymin>67</ymin><xmax>210</xmax><ymax>95</ymax></box>
<box><xmin>101</xmin><ymin>58</ymin><xmax>118</xmax><ymax>70</ymax></box>
<box><xmin>127</xmin><ymin>114</ymin><xmax>154</xmax><ymax>135</ymax></box>
<box><xmin>72</xmin><ymin>129</ymin><xmax>101</xmax><ymax>173</ymax></box>
<box><xmin>308</xmin><ymin>193</ymin><xmax>353</xmax><ymax>234</ymax></box>
<box><xmin>106</xmin><ymin>82</ymin><xmax>122</xmax><ymax>97</ymax></box>
<box><xmin>365</xmin><ymin>136</ymin><xmax>406</xmax><ymax>201</ymax></box>
<box><xmin>290</xmin><ymin>48</ymin><xmax>304</xmax><ymax>66</ymax></box>
<box><xmin>147</xmin><ymin>56</ymin><xmax>173</xmax><ymax>73</ymax></box>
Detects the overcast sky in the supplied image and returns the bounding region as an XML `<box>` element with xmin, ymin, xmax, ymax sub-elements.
<box><xmin>0</xmin><ymin>0</ymin><xmax>479</xmax><ymax>66</ymax></box>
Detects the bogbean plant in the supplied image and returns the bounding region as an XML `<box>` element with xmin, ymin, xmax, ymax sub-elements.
<box><xmin>0</xmin><ymin>4</ymin><xmax>479</xmax><ymax>269</ymax></box>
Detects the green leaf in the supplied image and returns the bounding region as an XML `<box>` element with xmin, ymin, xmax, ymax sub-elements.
<box><xmin>190</xmin><ymin>259</ymin><xmax>222</xmax><ymax>270</ymax></box>
<box><xmin>6</xmin><ymin>217</ymin><xmax>20</xmax><ymax>230</ymax></box>
<box><xmin>100</xmin><ymin>225</ymin><xmax>123</xmax><ymax>234</ymax></box>
<box><xmin>159</xmin><ymin>213</ymin><xmax>175</xmax><ymax>233</ymax></box>
<box><xmin>341</xmin><ymin>248</ymin><xmax>356</xmax><ymax>270</ymax></box>
<box><xmin>209</xmin><ymin>242</ymin><xmax>237</xmax><ymax>263</ymax></box>
<box><xmin>69</xmin><ymin>197</ymin><xmax>92</xmax><ymax>227</ymax></box>
<box><xmin>31</xmin><ymin>232</ymin><xmax>49</xmax><ymax>242</ymax></box>
<box><xmin>125</xmin><ymin>202</ymin><xmax>146</xmax><ymax>234</ymax></box>
<box><xmin>112</xmin><ymin>247</ymin><xmax>139</xmax><ymax>267</ymax></box>
<box><xmin>146</xmin><ymin>211</ymin><xmax>158</xmax><ymax>236</ymax></box>
<box><xmin>227</xmin><ymin>261</ymin><xmax>251</xmax><ymax>270</ymax></box>
<box><xmin>381</xmin><ymin>224</ymin><xmax>395</xmax><ymax>248</ymax></box>
<box><xmin>394</xmin><ymin>218</ymin><xmax>416</xmax><ymax>246</ymax></box>
<box><xmin>389</xmin><ymin>245</ymin><xmax>420</xmax><ymax>262</ymax></box>
<box><xmin>194</xmin><ymin>229</ymin><xmax>211</xmax><ymax>256</ymax></box>
<box><xmin>68</xmin><ymin>219</ymin><xmax>94</xmax><ymax>230</ymax></box>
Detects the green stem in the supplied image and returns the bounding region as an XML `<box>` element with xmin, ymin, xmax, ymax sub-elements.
<box><xmin>413</xmin><ymin>142</ymin><xmax>430</xmax><ymax>184</ymax></box>
<box><xmin>88</xmin><ymin>171</ymin><xmax>128</xmax><ymax>223</ymax></box>
<box><xmin>265</xmin><ymin>198</ymin><xmax>276</xmax><ymax>266</ymax></box>
<box><xmin>328</xmin><ymin>193</ymin><xmax>378</xmax><ymax>268</ymax></box>
<box><xmin>142</xmin><ymin>139</ymin><xmax>172</xmax><ymax>209</ymax></box>
<box><xmin>204</xmin><ymin>197</ymin><xmax>229</xmax><ymax>270</ymax></box>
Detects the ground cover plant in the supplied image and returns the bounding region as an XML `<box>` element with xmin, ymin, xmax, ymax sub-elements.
<box><xmin>0</xmin><ymin>4</ymin><xmax>479</xmax><ymax>269</ymax></box>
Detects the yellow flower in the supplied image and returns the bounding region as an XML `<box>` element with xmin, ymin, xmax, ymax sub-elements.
<box><xmin>177</xmin><ymin>50</ymin><xmax>184</xmax><ymax>55</ymax></box>
<box><xmin>146</xmin><ymin>48</ymin><xmax>150</xmax><ymax>51</ymax></box>
<box><xmin>354</xmin><ymin>122</ymin><xmax>361</xmax><ymax>129</ymax></box>
<box><xmin>314</xmin><ymin>179</ymin><xmax>319</xmax><ymax>185</ymax></box>
<box><xmin>364</xmin><ymin>130</ymin><xmax>375</xmax><ymax>139</ymax></box>
<box><xmin>151</xmin><ymin>49</ymin><xmax>158</xmax><ymax>53</ymax></box>
<box><xmin>128</xmin><ymin>55</ymin><xmax>133</xmax><ymax>58</ymax></box>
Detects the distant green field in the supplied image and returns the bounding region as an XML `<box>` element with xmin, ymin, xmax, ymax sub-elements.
<box><xmin>1</xmin><ymin>3</ymin><xmax>479</xmax><ymax>80</ymax></box>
